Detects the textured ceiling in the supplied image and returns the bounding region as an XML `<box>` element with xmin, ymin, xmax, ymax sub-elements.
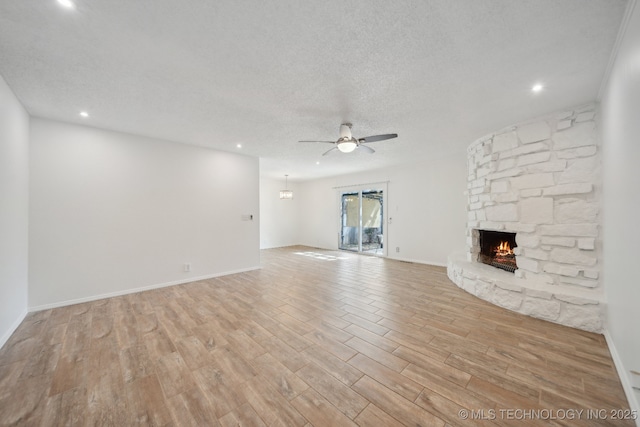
<box><xmin>0</xmin><ymin>0</ymin><xmax>627</xmax><ymax>181</ymax></box>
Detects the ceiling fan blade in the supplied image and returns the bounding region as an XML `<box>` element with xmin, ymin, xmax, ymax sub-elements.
<box><xmin>358</xmin><ymin>144</ymin><xmax>375</xmax><ymax>154</ymax></box>
<box><xmin>299</xmin><ymin>140</ymin><xmax>335</xmax><ymax>144</ymax></box>
<box><xmin>322</xmin><ymin>147</ymin><xmax>338</xmax><ymax>156</ymax></box>
<box><xmin>358</xmin><ymin>133</ymin><xmax>398</xmax><ymax>143</ymax></box>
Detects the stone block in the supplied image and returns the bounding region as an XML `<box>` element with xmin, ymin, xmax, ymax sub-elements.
<box><xmin>525</xmin><ymin>160</ymin><xmax>567</xmax><ymax>173</ymax></box>
<box><xmin>487</xmin><ymin>168</ymin><xmax>523</xmax><ymax>181</ymax></box>
<box><xmin>475</xmin><ymin>280</ymin><xmax>494</xmax><ymax>299</ymax></box>
<box><xmin>558</xmin><ymin>157</ymin><xmax>598</xmax><ymax>184</ymax></box>
<box><xmin>495</xmin><ymin>281</ymin><xmax>523</xmax><ymax>292</ymax></box>
<box><xmin>462</xmin><ymin>278</ymin><xmax>477</xmax><ymax>293</ymax></box>
<box><xmin>516</xmin><ymin>233</ymin><xmax>540</xmax><ymax>248</ymax></box>
<box><xmin>469</xmin><ymin>202</ymin><xmax>483</xmax><ymax>210</ymax></box>
<box><xmin>521</xmin><ymin>297</ymin><xmax>561</xmax><ymax>321</ymax></box>
<box><xmin>575</xmin><ymin>111</ymin><xmax>595</xmax><ymax>122</ymax></box>
<box><xmin>524</xmin><ymin>271</ymin><xmax>554</xmax><ymax>284</ymax></box>
<box><xmin>555</xmin><ymin>294</ymin><xmax>598</xmax><ymax>305</ymax></box>
<box><xmin>478</xmin><ymin>155</ymin><xmax>493</xmax><ymax>165</ymax></box>
<box><xmin>558</xmin><ymin>304</ymin><xmax>602</xmax><ymax>332</ymax></box>
<box><xmin>520</xmin><ymin>189</ymin><xmax>542</xmax><ymax>197</ymax></box>
<box><xmin>526</xmin><ymin>289</ymin><xmax>553</xmax><ymax>300</ymax></box>
<box><xmin>525</xmin><ymin>248</ymin><xmax>549</xmax><ymax>260</ymax></box>
<box><xmin>497</xmin><ymin>158</ymin><xmax>516</xmax><ymax>171</ymax></box>
<box><xmin>476</xmin><ymin>210</ymin><xmax>486</xmax><ymax>221</ymax></box>
<box><xmin>575</xmin><ymin>104</ymin><xmax>595</xmax><ymax>113</ymax></box>
<box><xmin>470</xmin><ymin>177</ymin><xmax>486</xmax><ymax>188</ymax></box>
<box><xmin>513</xmin><ymin>247</ymin><xmax>522</xmax><ymax>256</ymax></box>
<box><xmin>493</xmin><ymin>193</ymin><xmax>519</xmax><ymax>203</ymax></box>
<box><xmin>491</xmin><ymin>181</ymin><xmax>509</xmax><ymax>193</ymax></box>
<box><xmin>491</xmin><ymin>288</ymin><xmax>523</xmax><ymax>310</ymax></box>
<box><xmin>555</xmin><ymin>110</ymin><xmax>574</xmax><ymax>120</ymax></box>
<box><xmin>516</xmin><ymin>257</ymin><xmax>539</xmax><ymax>272</ymax></box>
<box><xmin>485</xmin><ymin>204</ymin><xmax>518</xmax><ymax>222</ymax></box>
<box><xmin>500</xmin><ymin>142</ymin><xmax>549</xmax><ymax>159</ymax></box>
<box><xmin>543</xmin><ymin>263</ymin><xmax>580</xmax><ymax>277</ymax></box>
<box><xmin>559</xmin><ymin>276</ymin><xmax>598</xmax><ymax>288</ymax></box>
<box><xmin>543</xmin><ymin>183</ymin><xmax>593</xmax><ymax>196</ymax></box>
<box><xmin>510</xmin><ymin>173</ymin><xmax>555</xmax><ymax>190</ymax></box>
<box><xmin>479</xmin><ymin>221</ymin><xmax>505</xmax><ymax>230</ymax></box>
<box><xmin>577</xmin><ymin>238</ymin><xmax>595</xmax><ymax>250</ymax></box>
<box><xmin>519</xmin><ymin>197</ymin><xmax>553</xmax><ymax>224</ymax></box>
<box><xmin>540</xmin><ymin>237</ymin><xmax>575</xmax><ymax>247</ymax></box>
<box><xmin>468</xmin><ymin>211</ymin><xmax>476</xmax><ymax>221</ymax></box>
<box><xmin>470</xmin><ymin>187</ymin><xmax>484</xmax><ymax>195</ymax></box>
<box><xmin>556</xmin><ymin>146</ymin><xmax>597</xmax><ymax>159</ymax></box>
<box><xmin>557</xmin><ymin>120</ymin><xmax>572</xmax><ymax>130</ymax></box>
<box><xmin>550</xmin><ymin>248</ymin><xmax>596</xmax><ymax>266</ymax></box>
<box><xmin>518</xmin><ymin>121</ymin><xmax>551</xmax><ymax>144</ymax></box>
<box><xmin>517</xmin><ymin>152</ymin><xmax>551</xmax><ymax>166</ymax></box>
<box><xmin>555</xmin><ymin>199</ymin><xmax>599</xmax><ymax>223</ymax></box>
<box><xmin>553</xmin><ymin>122</ymin><xmax>597</xmax><ymax>150</ymax></box>
<box><xmin>583</xmin><ymin>270</ymin><xmax>599</xmax><ymax>279</ymax></box>
<box><xmin>477</xmin><ymin>167</ymin><xmax>491</xmax><ymax>178</ymax></box>
<box><xmin>492</xmin><ymin>132</ymin><xmax>519</xmax><ymax>152</ymax></box>
<box><xmin>508</xmin><ymin>223</ymin><xmax>537</xmax><ymax>233</ymax></box>
<box><xmin>539</xmin><ymin>224</ymin><xmax>597</xmax><ymax>237</ymax></box>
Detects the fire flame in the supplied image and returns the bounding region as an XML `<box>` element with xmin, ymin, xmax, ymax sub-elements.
<box><xmin>495</xmin><ymin>241</ymin><xmax>513</xmax><ymax>256</ymax></box>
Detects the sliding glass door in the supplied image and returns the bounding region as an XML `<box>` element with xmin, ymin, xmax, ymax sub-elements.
<box><xmin>339</xmin><ymin>188</ymin><xmax>385</xmax><ymax>255</ymax></box>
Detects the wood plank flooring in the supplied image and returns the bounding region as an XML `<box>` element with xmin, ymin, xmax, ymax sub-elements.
<box><xmin>0</xmin><ymin>246</ymin><xmax>634</xmax><ymax>426</ymax></box>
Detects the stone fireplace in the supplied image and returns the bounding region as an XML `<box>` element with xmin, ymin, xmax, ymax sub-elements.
<box><xmin>447</xmin><ymin>103</ymin><xmax>603</xmax><ymax>332</ymax></box>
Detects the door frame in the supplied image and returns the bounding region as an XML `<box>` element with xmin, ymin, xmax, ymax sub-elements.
<box><xmin>337</xmin><ymin>183</ymin><xmax>388</xmax><ymax>257</ymax></box>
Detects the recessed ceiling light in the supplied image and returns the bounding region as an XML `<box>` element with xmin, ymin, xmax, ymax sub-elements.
<box><xmin>57</xmin><ymin>0</ymin><xmax>76</xmax><ymax>9</ymax></box>
<box><xmin>532</xmin><ymin>83</ymin><xmax>544</xmax><ymax>93</ymax></box>
<box><xmin>236</xmin><ymin>144</ymin><xmax>242</xmax><ymax>148</ymax></box>
<box><xmin>79</xmin><ymin>111</ymin><xmax>89</xmax><ymax>118</ymax></box>
<box><xmin>316</xmin><ymin>161</ymin><xmax>320</xmax><ymax>165</ymax></box>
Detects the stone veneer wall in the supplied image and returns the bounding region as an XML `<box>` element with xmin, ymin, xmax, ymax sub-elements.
<box><xmin>447</xmin><ymin>103</ymin><xmax>603</xmax><ymax>332</ymax></box>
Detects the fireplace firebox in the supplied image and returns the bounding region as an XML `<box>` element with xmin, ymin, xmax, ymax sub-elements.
<box><xmin>477</xmin><ymin>230</ymin><xmax>517</xmax><ymax>273</ymax></box>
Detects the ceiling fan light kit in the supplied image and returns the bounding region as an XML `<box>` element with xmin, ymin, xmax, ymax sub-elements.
<box><xmin>299</xmin><ymin>123</ymin><xmax>397</xmax><ymax>156</ymax></box>
<box><xmin>337</xmin><ymin>138</ymin><xmax>357</xmax><ymax>153</ymax></box>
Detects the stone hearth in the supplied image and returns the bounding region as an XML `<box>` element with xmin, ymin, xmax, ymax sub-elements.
<box><xmin>447</xmin><ymin>104</ymin><xmax>603</xmax><ymax>332</ymax></box>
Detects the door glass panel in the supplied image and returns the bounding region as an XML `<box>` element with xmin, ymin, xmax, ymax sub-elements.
<box><xmin>340</xmin><ymin>192</ymin><xmax>360</xmax><ymax>252</ymax></box>
<box><xmin>362</xmin><ymin>190</ymin><xmax>383</xmax><ymax>254</ymax></box>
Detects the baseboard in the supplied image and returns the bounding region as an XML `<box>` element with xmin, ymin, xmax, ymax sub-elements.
<box><xmin>28</xmin><ymin>265</ymin><xmax>261</xmax><ymax>312</ymax></box>
<box><xmin>604</xmin><ymin>329</ymin><xmax>640</xmax><ymax>425</ymax></box>
<box><xmin>0</xmin><ymin>309</ymin><xmax>28</xmax><ymax>349</ymax></box>
<box><xmin>387</xmin><ymin>255</ymin><xmax>447</xmax><ymax>268</ymax></box>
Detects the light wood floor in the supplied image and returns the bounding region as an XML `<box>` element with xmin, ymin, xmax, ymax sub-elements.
<box><xmin>0</xmin><ymin>246</ymin><xmax>633</xmax><ymax>426</ymax></box>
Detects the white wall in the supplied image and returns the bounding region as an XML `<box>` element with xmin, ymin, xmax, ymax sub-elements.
<box><xmin>600</xmin><ymin>0</ymin><xmax>640</xmax><ymax>412</ymax></box>
<box><xmin>29</xmin><ymin>118</ymin><xmax>260</xmax><ymax>309</ymax></box>
<box><xmin>0</xmin><ymin>75</ymin><xmax>29</xmax><ymax>347</ymax></box>
<box><xmin>259</xmin><ymin>177</ymin><xmax>299</xmax><ymax>249</ymax></box>
<box><xmin>297</xmin><ymin>151</ymin><xmax>467</xmax><ymax>266</ymax></box>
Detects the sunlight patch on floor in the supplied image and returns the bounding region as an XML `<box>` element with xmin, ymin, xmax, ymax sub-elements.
<box><xmin>293</xmin><ymin>251</ymin><xmax>349</xmax><ymax>261</ymax></box>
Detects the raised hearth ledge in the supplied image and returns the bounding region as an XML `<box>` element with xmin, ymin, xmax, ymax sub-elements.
<box><xmin>447</xmin><ymin>252</ymin><xmax>603</xmax><ymax>332</ymax></box>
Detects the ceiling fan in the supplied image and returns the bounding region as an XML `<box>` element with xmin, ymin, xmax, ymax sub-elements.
<box><xmin>299</xmin><ymin>123</ymin><xmax>398</xmax><ymax>156</ymax></box>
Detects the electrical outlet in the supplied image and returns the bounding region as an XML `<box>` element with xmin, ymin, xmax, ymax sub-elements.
<box><xmin>396</xmin><ymin>247</ymin><xmax>400</xmax><ymax>253</ymax></box>
<box><xmin>184</xmin><ymin>263</ymin><xmax>191</xmax><ymax>272</ymax></box>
